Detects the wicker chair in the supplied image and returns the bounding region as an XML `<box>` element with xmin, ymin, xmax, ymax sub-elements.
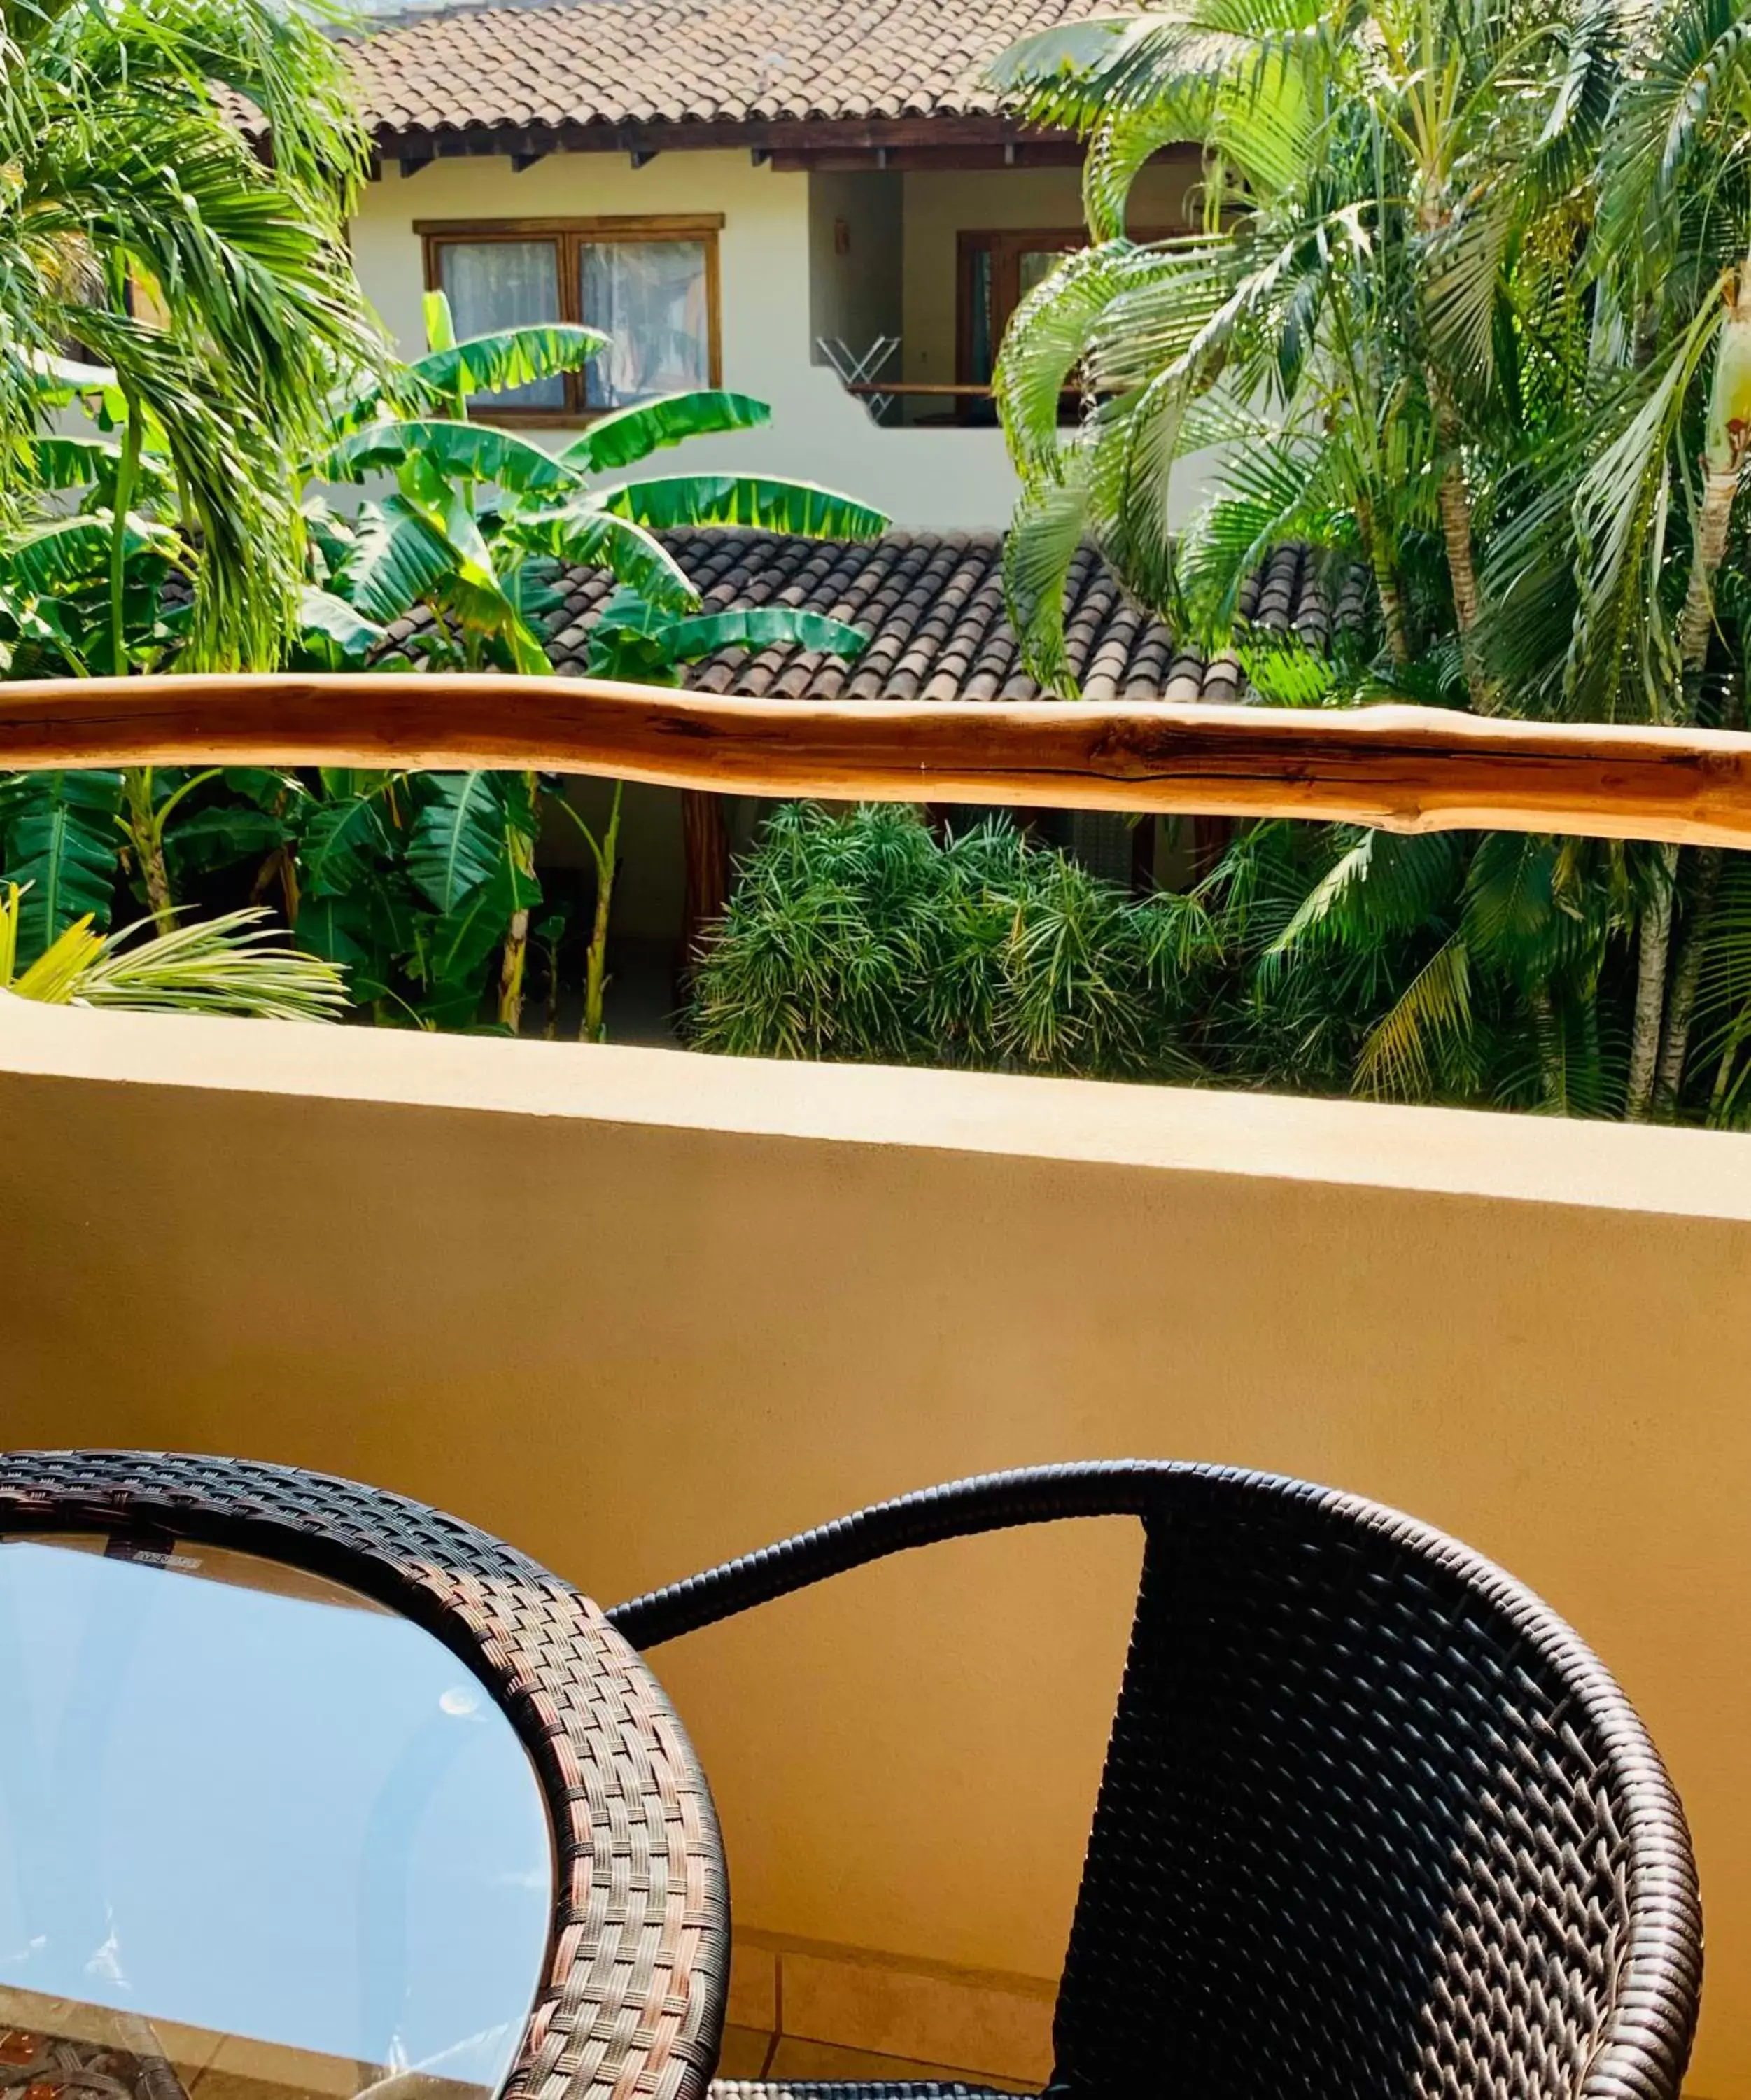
<box><xmin>607</xmin><ymin>1461</ymin><xmax>1702</xmax><ymax>2100</ymax></box>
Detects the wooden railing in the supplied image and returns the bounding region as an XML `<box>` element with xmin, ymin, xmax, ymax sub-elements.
<box><xmin>843</xmin><ymin>382</ymin><xmax>994</xmax><ymax>398</ymax></box>
<box><xmin>3</xmin><ymin>673</ymin><xmax>1751</xmax><ymax>848</ymax></box>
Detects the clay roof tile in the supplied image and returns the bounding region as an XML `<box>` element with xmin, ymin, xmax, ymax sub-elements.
<box><xmin>400</xmin><ymin>528</ymin><xmax>1345</xmax><ymax>701</ymax></box>
<box><xmin>346</xmin><ymin>0</ymin><xmax>1123</xmax><ymax>144</ymax></box>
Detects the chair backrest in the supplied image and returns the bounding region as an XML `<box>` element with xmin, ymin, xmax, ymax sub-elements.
<box><xmin>610</xmin><ymin>1461</ymin><xmax>1701</xmax><ymax>2100</ymax></box>
<box><xmin>1051</xmin><ymin>1469</ymin><xmax>1699</xmax><ymax>2100</ymax></box>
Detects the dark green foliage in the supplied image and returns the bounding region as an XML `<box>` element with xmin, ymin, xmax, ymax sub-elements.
<box><xmin>0</xmin><ymin>770</ymin><xmax>125</xmax><ymax>961</ymax></box>
<box><xmin>685</xmin><ymin>804</ymin><xmax>1211</xmax><ymax>1081</ymax></box>
<box><xmin>684</xmin><ymin>806</ymin><xmax>1653</xmax><ymax>1116</ymax></box>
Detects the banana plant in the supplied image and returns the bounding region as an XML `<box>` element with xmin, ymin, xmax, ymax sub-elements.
<box><xmin>304</xmin><ymin>293</ymin><xmax>887</xmax><ymax>1035</ymax></box>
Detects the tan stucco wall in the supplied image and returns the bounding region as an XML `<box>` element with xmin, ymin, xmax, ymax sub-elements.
<box><xmin>4</xmin><ymin>1002</ymin><xmax>1743</xmax><ymax>2093</ymax></box>
<box><xmin>348</xmin><ymin>153</ymin><xmax>1032</xmax><ymax>531</ymax></box>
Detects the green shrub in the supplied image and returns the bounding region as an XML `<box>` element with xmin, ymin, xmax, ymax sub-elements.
<box><xmin>684</xmin><ymin>802</ymin><xmax>1214</xmax><ymax>1081</ymax></box>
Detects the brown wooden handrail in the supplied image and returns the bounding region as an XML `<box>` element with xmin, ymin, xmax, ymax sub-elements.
<box><xmin>3</xmin><ymin>673</ymin><xmax>1751</xmax><ymax>848</ymax></box>
<box><xmin>844</xmin><ymin>382</ymin><xmax>994</xmax><ymax>396</ymax></box>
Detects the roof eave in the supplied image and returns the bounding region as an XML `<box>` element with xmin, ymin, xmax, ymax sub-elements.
<box><xmin>370</xmin><ymin>111</ymin><xmax>1085</xmax><ymax>170</ymax></box>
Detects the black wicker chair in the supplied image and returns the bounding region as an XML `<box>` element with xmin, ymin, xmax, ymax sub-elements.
<box><xmin>607</xmin><ymin>1461</ymin><xmax>1702</xmax><ymax>2100</ymax></box>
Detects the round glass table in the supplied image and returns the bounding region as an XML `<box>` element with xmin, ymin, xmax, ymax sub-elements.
<box><xmin>0</xmin><ymin>1531</ymin><xmax>552</xmax><ymax>2100</ymax></box>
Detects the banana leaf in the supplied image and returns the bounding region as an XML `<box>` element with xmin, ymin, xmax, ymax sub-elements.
<box><xmin>598</xmin><ymin>474</ymin><xmax>888</xmax><ymax>539</ymax></box>
<box><xmin>0</xmin><ymin>770</ymin><xmax>125</xmax><ymax>962</ymax></box>
<box><xmin>404</xmin><ymin>325</ymin><xmax>610</xmax><ymax>403</ymax></box>
<box><xmin>416</xmin><ymin>858</ymin><xmax>540</xmax><ymax>1008</ymax></box>
<box><xmin>560</xmin><ymin>391</ymin><xmax>771</xmax><ymax>473</ymax></box>
<box><xmin>656</xmin><ymin>606</ymin><xmax>871</xmax><ymax>663</ymax></box>
<box><xmin>314</xmin><ymin>419</ymin><xmax>580</xmax><ymax>497</ymax></box>
<box><xmin>337</xmin><ymin>496</ymin><xmax>458</xmax><ymax>624</ymax></box>
<box><xmin>499</xmin><ymin>501</ymin><xmax>699</xmax><ymax>612</ymax></box>
<box><xmin>299</xmin><ymin>791</ymin><xmax>395</xmax><ymax>900</ymax></box>
<box><xmin>164</xmin><ymin>804</ymin><xmax>288</xmax><ymax>880</ymax></box>
<box><xmin>9</xmin><ymin>433</ymin><xmax>171</xmax><ymax>492</ymax></box>
<box><xmin>297</xmin><ymin>881</ymin><xmax>414</xmax><ymax>1005</ymax></box>
<box><xmin>407</xmin><ymin>772</ymin><xmax>512</xmax><ymax>913</ymax></box>
<box><xmin>0</xmin><ymin>514</ymin><xmax>178</xmax><ymax>597</ymax></box>
<box><xmin>298</xmin><ymin>585</ymin><xmax>386</xmax><ymax>667</ymax></box>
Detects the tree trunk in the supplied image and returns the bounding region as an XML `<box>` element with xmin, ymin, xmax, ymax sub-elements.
<box><xmin>1626</xmin><ymin>843</ymin><xmax>1679</xmax><ymax>1119</ymax></box>
<box><xmin>1677</xmin><ymin>256</ymin><xmax>1751</xmax><ymax>700</ymax></box>
<box><xmin>1625</xmin><ymin>259</ymin><xmax>1751</xmax><ymax>1116</ymax></box>
<box><xmin>1357</xmin><ymin>495</ymin><xmax>1412</xmax><ymax>668</ymax></box>
<box><xmin>1654</xmin><ymin>844</ymin><xmax>1723</xmax><ymax>1115</ymax></box>
<box><xmin>681</xmin><ymin>789</ymin><xmax>730</xmax><ymax>967</ymax></box>
<box><xmin>1709</xmin><ymin>1014</ymin><xmax>1748</xmax><ymax>1123</ymax></box>
<box><xmin>582</xmin><ymin>783</ymin><xmax>623</xmax><ymax>1044</ymax></box>
<box><xmin>1528</xmin><ymin>982</ymin><xmax>1562</xmax><ymax>1110</ymax></box>
<box><xmin>543</xmin><ymin>932</ymin><xmax>563</xmax><ymax>1041</ymax></box>
<box><xmin>1678</xmin><ymin>472</ymin><xmax>1741</xmax><ymax>685</ymax></box>
<box><xmin>497</xmin><ymin>780</ymin><xmax>540</xmax><ymax>1033</ymax></box>
<box><xmin>1374</xmin><ymin>561</ymin><xmax>1413</xmax><ymax>669</ymax></box>
<box><xmin>1432</xmin><ymin>416</ymin><xmax>1493</xmax><ymax>713</ymax></box>
<box><xmin>498</xmin><ymin>902</ymin><xmax>530</xmax><ymax>1032</ymax></box>
<box><xmin>124</xmin><ymin>769</ymin><xmax>175</xmax><ymax>933</ymax></box>
<box><xmin>1416</xmin><ymin>193</ymin><xmax>1493</xmax><ymax>712</ymax></box>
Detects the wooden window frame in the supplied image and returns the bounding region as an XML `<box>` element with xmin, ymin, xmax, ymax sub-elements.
<box><xmin>416</xmin><ymin>215</ymin><xmax>724</xmax><ymax>427</ymax></box>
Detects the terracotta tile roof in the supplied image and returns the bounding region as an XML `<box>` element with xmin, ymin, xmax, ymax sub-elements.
<box><xmin>349</xmin><ymin>0</ymin><xmax>1121</xmax><ymax>144</ymax></box>
<box><xmin>493</xmin><ymin>529</ymin><xmax>1359</xmax><ymax>699</ymax></box>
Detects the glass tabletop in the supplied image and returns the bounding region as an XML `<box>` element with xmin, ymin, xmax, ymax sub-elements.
<box><xmin>0</xmin><ymin>1534</ymin><xmax>553</xmax><ymax>2100</ymax></box>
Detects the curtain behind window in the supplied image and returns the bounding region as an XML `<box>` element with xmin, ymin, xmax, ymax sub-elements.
<box><xmin>437</xmin><ymin>240</ymin><xmax>565</xmax><ymax>410</ymax></box>
<box><xmin>580</xmin><ymin>241</ymin><xmax>708</xmax><ymax>408</ymax></box>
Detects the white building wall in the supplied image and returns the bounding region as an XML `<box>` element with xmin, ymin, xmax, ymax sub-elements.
<box><xmin>350</xmin><ymin>152</ymin><xmax>1028</xmax><ymax>532</ymax></box>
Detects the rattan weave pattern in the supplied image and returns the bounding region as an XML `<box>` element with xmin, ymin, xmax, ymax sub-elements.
<box><xmin>614</xmin><ymin>1462</ymin><xmax>1702</xmax><ymax>2100</ymax></box>
<box><xmin>0</xmin><ymin>1450</ymin><xmax>730</xmax><ymax>2100</ymax></box>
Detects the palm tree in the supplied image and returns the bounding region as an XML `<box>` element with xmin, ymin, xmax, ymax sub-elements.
<box><xmin>0</xmin><ymin>0</ymin><xmax>379</xmax><ymax>953</ymax></box>
<box><xmin>989</xmin><ymin>0</ymin><xmax>1751</xmax><ymax>1124</ymax></box>
<box><xmin>0</xmin><ymin>0</ymin><xmax>377</xmax><ymax>665</ymax></box>
<box><xmin>988</xmin><ymin>0</ymin><xmax>1605</xmax><ymax>706</ymax></box>
<box><xmin>1479</xmin><ymin>0</ymin><xmax>1751</xmax><ymax>1114</ymax></box>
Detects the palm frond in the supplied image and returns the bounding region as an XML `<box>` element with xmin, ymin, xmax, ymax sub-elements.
<box><xmin>1001</xmin><ymin>460</ymin><xmax>1095</xmax><ymax>694</ymax></box>
<box><xmin>1354</xmin><ymin>934</ymin><xmax>1476</xmax><ymax>1098</ymax></box>
<box><xmin>1</xmin><ymin>890</ymin><xmax>346</xmax><ymax>1021</ymax></box>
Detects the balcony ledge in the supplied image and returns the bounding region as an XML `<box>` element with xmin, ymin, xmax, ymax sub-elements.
<box><xmin>6</xmin><ymin>993</ymin><xmax>1751</xmax><ymax>1222</ymax></box>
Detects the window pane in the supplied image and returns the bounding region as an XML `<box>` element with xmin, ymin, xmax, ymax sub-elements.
<box><xmin>1019</xmin><ymin>247</ymin><xmax>1069</xmax><ymax>300</ymax></box>
<box><xmin>580</xmin><ymin>241</ymin><xmax>709</xmax><ymax>409</ymax></box>
<box><xmin>436</xmin><ymin>240</ymin><xmax>565</xmax><ymax>410</ymax></box>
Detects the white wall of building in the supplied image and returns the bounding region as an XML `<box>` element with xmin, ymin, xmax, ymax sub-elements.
<box><xmin>351</xmin><ymin>153</ymin><xmax>1027</xmax><ymax>532</ymax></box>
<box><xmin>349</xmin><ymin>150</ymin><xmax>1225</xmax><ymax>533</ymax></box>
